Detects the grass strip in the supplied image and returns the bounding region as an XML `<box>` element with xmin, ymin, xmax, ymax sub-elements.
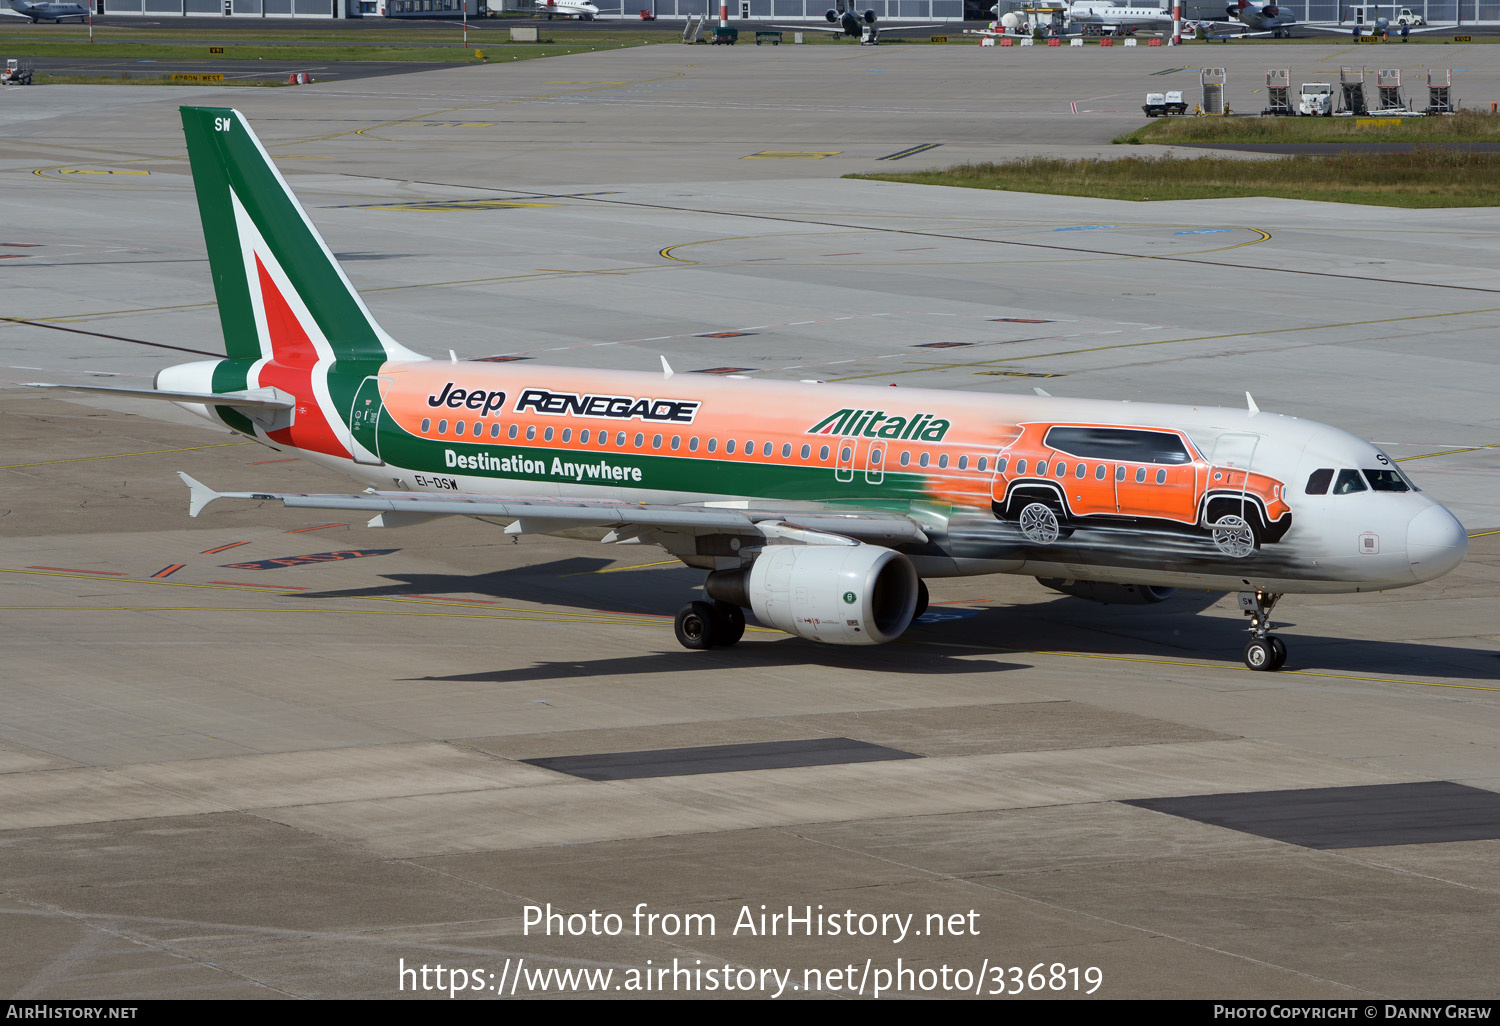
<box><xmin>851</xmin><ymin>149</ymin><xmax>1500</xmax><ymax>207</ymax></box>
<box><xmin>1117</xmin><ymin>110</ymin><xmax>1500</xmax><ymax>145</ymax></box>
<box><xmin>0</xmin><ymin>40</ymin><xmax>632</xmax><ymax>61</ymax></box>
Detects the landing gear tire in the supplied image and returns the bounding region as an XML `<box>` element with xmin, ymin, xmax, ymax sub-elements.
<box><xmin>1267</xmin><ymin>635</ymin><xmax>1287</xmax><ymax>670</ymax></box>
<box><xmin>674</xmin><ymin>601</ymin><xmax>717</xmax><ymax>650</ymax></box>
<box><xmin>1244</xmin><ymin>638</ymin><xmax>1277</xmax><ymax>671</ymax></box>
<box><xmin>913</xmin><ymin>579</ymin><xmax>929</xmax><ymax>621</ymax></box>
<box><xmin>712</xmin><ymin>601</ymin><xmax>745</xmax><ymax>647</ymax></box>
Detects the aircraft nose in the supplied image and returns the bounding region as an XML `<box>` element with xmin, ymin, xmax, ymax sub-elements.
<box><xmin>1407</xmin><ymin>504</ymin><xmax>1467</xmax><ymax>582</ymax></box>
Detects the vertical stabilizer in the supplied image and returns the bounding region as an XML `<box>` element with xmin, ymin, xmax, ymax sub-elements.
<box><xmin>179</xmin><ymin>106</ymin><xmax>424</xmax><ymax>365</ymax></box>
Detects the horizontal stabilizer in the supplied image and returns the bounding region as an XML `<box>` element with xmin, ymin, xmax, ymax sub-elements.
<box><xmin>27</xmin><ymin>382</ymin><xmax>295</xmax><ymax>411</ymax></box>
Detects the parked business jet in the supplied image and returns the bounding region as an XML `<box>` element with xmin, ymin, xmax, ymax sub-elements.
<box><xmin>538</xmin><ymin>0</ymin><xmax>598</xmax><ymax>19</ymax></box>
<box><xmin>5</xmin><ymin>0</ymin><xmax>90</xmax><ymax>21</ymax></box>
<box><xmin>30</xmin><ymin>107</ymin><xmax>1469</xmax><ymax>671</ymax></box>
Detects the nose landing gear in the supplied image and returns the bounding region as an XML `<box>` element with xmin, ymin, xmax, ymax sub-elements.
<box><xmin>1238</xmin><ymin>589</ymin><xmax>1287</xmax><ymax>670</ymax></box>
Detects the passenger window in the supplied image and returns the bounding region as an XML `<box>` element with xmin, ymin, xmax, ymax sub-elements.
<box><xmin>937</xmin><ymin>453</ymin><xmax>947</xmax><ymax>469</ymax></box>
<box><xmin>616</xmin><ymin>432</ymin><xmax>626</xmax><ymax>447</ymax></box>
<box><xmin>1037</xmin><ymin>461</ymin><xmax>1047</xmax><ymax>476</ymax></box>
<box><xmin>690</xmin><ymin>437</ymin><xmax>699</xmax><ymax>452</ymax></box>
<box><xmin>421</xmin><ymin>418</ymin><xmax>431</xmax><ymax>433</ymax></box>
<box><xmin>919</xmin><ymin>453</ymin><xmax>930</xmax><ymax>468</ymax></box>
<box><xmin>562</xmin><ymin>429</ymin><xmax>571</xmax><ymax>443</ymax></box>
<box><xmin>491</xmin><ymin>424</ymin><xmax>502</xmax><ymax>439</ymax></box>
<box><xmin>1136</xmin><ymin>467</ymin><xmax>1146</xmax><ymax>483</ymax></box>
<box><xmin>840</xmin><ymin>446</ymin><xmax>851</xmax><ymax>462</ymax></box>
<box><xmin>474</xmin><ymin>423</ymin><xmax>483</xmax><ymax>438</ymax></box>
<box><xmin>1016</xmin><ymin>459</ymin><xmax>1026</xmax><ymax>475</ymax></box>
<box><xmin>873</xmin><ymin>449</ymin><xmax>884</xmax><ymax>466</ymax></box>
<box><xmin>899</xmin><ymin>451</ymin><xmax>910</xmax><ymax>467</ymax></box>
<box><xmin>978</xmin><ymin>457</ymin><xmax>987</xmax><ymax>472</ymax></box>
<box><xmin>525</xmin><ymin>425</ymin><xmax>535</xmax><ymax>441</ymax></box>
<box><xmin>1096</xmin><ymin>465</ymin><xmax>1106</xmax><ymax>480</ymax></box>
<box><xmin>995</xmin><ymin>457</ymin><xmax>1005</xmax><ymax>474</ymax></box>
<box><xmin>727</xmin><ymin>440</ymin><xmax>736</xmax><ymax>455</ymax></box>
<box><xmin>634</xmin><ymin>433</ymin><xmax>644</xmax><ymax>448</ymax></box>
<box><xmin>1333</xmin><ymin>469</ymin><xmax>1367</xmax><ymax>494</ymax></box>
<box><xmin>1363</xmin><ymin>469</ymin><xmax>1410</xmax><ymax>492</ymax></box>
<box><xmin>745</xmin><ymin>440</ymin><xmax>754</xmax><ymax>456</ymax></box>
<box><xmin>671</xmin><ymin>436</ymin><xmax>681</xmax><ymax>451</ymax></box>
<box><xmin>544</xmin><ymin>427</ymin><xmax>553</xmax><ymax>442</ymax></box>
<box><xmin>707</xmin><ymin>438</ymin><xmax>717</xmax><ymax>453</ymax></box>
<box><xmin>801</xmin><ymin>444</ymin><xmax>810</xmax><ymax>459</ymax></box>
<box><xmin>438</xmin><ymin>419</ymin><xmax>448</xmax><ymax>434</ymax></box>
<box><xmin>764</xmin><ymin>442</ymin><xmax>773</xmax><ymax>457</ymax></box>
<box><xmin>782</xmin><ymin>443</ymin><xmax>791</xmax><ymax>458</ymax></box>
<box><xmin>509</xmin><ymin>424</ymin><xmax>519</xmax><ymax>440</ymax></box>
<box><xmin>1115</xmin><ymin>466</ymin><xmax>1126</xmax><ymax>481</ymax></box>
<box><xmin>1058</xmin><ymin>463</ymin><xmax>1069</xmax><ymax>478</ymax></box>
<box><xmin>958</xmin><ymin>455</ymin><xmax>969</xmax><ymax>470</ymax></box>
<box><xmin>456</xmin><ymin>421</ymin><xmax>466</xmax><ymax>435</ymax></box>
<box><xmin>652</xmin><ymin>434</ymin><xmax>662</xmax><ymax>449</ymax></box>
<box><xmin>1155</xmin><ymin>469</ymin><xmax>1166</xmax><ymax>484</ymax></box>
<box><xmin>581</xmin><ymin>429</ymin><xmax>591</xmax><ymax>444</ymax></box>
<box><xmin>1305</xmin><ymin>468</ymin><xmax>1333</xmax><ymax>495</ymax></box>
<box><xmin>820</xmin><ymin>445</ymin><xmax>829</xmax><ymax>461</ymax></box>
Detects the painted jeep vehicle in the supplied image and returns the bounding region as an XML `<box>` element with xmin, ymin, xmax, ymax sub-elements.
<box><xmin>989</xmin><ymin>423</ymin><xmax>1293</xmax><ymax>556</ymax></box>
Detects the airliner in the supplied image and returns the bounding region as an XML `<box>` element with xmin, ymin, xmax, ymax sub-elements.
<box><xmin>1065</xmin><ymin>2</ymin><xmax>1175</xmax><ymax>32</ymax></box>
<box><xmin>30</xmin><ymin>107</ymin><xmax>1469</xmax><ymax>671</ymax></box>
<box><xmin>5</xmin><ymin>0</ymin><xmax>90</xmax><ymax>21</ymax></box>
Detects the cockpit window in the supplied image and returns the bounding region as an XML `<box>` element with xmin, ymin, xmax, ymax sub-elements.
<box><xmin>1332</xmin><ymin>469</ymin><xmax>1367</xmax><ymax>495</ymax></box>
<box><xmin>1363</xmin><ymin>469</ymin><xmax>1410</xmax><ymax>492</ymax></box>
<box><xmin>1305</xmin><ymin>468</ymin><xmax>1333</xmax><ymax>495</ymax></box>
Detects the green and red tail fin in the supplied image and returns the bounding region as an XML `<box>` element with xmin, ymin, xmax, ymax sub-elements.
<box><xmin>180</xmin><ymin>106</ymin><xmax>424</xmax><ymax>366</ymax></box>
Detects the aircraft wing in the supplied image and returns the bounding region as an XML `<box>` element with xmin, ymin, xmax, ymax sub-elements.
<box><xmin>178</xmin><ymin>473</ymin><xmax>931</xmax><ymax>547</ymax></box>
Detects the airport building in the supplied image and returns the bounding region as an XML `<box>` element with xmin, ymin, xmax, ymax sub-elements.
<box><xmin>75</xmin><ymin>0</ymin><xmax>1500</xmax><ymax>23</ymax></box>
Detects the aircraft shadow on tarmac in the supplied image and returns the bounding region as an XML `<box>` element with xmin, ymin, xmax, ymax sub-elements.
<box><xmin>292</xmin><ymin>558</ymin><xmax>1498</xmax><ymax>683</ymax></box>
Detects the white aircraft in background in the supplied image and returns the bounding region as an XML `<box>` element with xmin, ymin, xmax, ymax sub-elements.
<box><xmin>5</xmin><ymin>0</ymin><xmax>90</xmax><ymax>21</ymax></box>
<box><xmin>772</xmin><ymin>2</ymin><xmax>940</xmax><ymax>44</ymax></box>
<box><xmin>1065</xmin><ymin>2</ymin><xmax>1175</xmax><ymax>31</ymax></box>
<box><xmin>1205</xmin><ymin>1</ymin><xmax>1454</xmax><ymax>38</ymax></box>
<box><xmin>538</xmin><ymin>0</ymin><xmax>599</xmax><ymax>19</ymax></box>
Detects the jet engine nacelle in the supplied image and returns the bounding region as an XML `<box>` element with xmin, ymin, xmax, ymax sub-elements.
<box><xmin>1037</xmin><ymin>578</ymin><xmax>1177</xmax><ymax>605</ymax></box>
<box><xmin>826</xmin><ymin>8</ymin><xmax>875</xmax><ymax>25</ymax></box>
<box><xmin>710</xmin><ymin>544</ymin><xmax>918</xmax><ymax>645</ymax></box>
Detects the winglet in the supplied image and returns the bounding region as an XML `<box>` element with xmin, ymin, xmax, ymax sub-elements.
<box><xmin>177</xmin><ymin>472</ymin><xmax>222</xmax><ymax>518</ymax></box>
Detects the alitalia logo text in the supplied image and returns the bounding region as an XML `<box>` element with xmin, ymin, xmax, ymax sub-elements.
<box><xmin>808</xmin><ymin>409</ymin><xmax>951</xmax><ymax>442</ymax></box>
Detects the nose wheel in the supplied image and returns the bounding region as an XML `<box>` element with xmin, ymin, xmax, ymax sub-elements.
<box><xmin>1238</xmin><ymin>589</ymin><xmax>1287</xmax><ymax>670</ymax></box>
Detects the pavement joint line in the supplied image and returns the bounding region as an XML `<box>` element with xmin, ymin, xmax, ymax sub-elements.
<box><xmin>921</xmin><ymin>641</ymin><xmax>1498</xmax><ymax>692</ymax></box>
<box><xmin>0</xmin><ymin>442</ymin><xmax>254</xmax><ymax>470</ymax></box>
<box><xmin>0</xmin><ymin>567</ymin><xmax>665</xmax><ymax>621</ymax></box>
<box><xmin>824</xmin><ymin>307</ymin><xmax>1500</xmax><ymax>381</ymax></box>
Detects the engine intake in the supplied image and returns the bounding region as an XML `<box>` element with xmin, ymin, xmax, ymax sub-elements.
<box><xmin>1037</xmin><ymin>578</ymin><xmax>1176</xmax><ymax>605</ymax></box>
<box><xmin>708</xmin><ymin>544</ymin><xmax>917</xmax><ymax>645</ymax></box>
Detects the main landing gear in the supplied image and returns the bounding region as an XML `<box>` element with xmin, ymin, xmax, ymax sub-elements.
<box><xmin>674</xmin><ymin>600</ymin><xmax>745</xmax><ymax>650</ymax></box>
<box><xmin>1238</xmin><ymin>589</ymin><xmax>1287</xmax><ymax>671</ymax></box>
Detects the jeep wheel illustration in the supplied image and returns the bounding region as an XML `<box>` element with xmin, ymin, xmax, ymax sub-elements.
<box><xmin>1019</xmin><ymin>502</ymin><xmax>1062</xmax><ymax>544</ymax></box>
<box><xmin>1211</xmin><ymin>514</ymin><xmax>1257</xmax><ymax>558</ymax></box>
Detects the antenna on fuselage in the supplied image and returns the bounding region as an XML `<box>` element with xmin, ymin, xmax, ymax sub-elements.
<box><xmin>1246</xmin><ymin>391</ymin><xmax>1260</xmax><ymax>416</ymax></box>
